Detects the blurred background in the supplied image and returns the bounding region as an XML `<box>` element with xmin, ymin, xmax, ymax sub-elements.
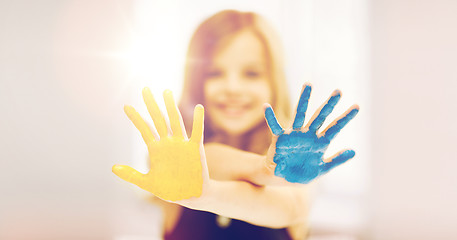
<box><xmin>0</xmin><ymin>0</ymin><xmax>456</xmax><ymax>239</ymax></box>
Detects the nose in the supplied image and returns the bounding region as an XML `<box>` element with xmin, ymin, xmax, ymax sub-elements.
<box><xmin>224</xmin><ymin>73</ymin><xmax>242</xmax><ymax>95</ymax></box>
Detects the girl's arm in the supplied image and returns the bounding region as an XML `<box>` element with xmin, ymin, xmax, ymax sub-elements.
<box><xmin>181</xmin><ymin>179</ymin><xmax>311</xmax><ymax>228</ymax></box>
<box><xmin>204</xmin><ymin>142</ymin><xmax>289</xmax><ymax>186</ymax></box>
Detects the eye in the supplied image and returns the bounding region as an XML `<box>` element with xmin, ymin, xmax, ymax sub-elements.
<box><xmin>205</xmin><ymin>69</ymin><xmax>223</xmax><ymax>79</ymax></box>
<box><xmin>244</xmin><ymin>69</ymin><xmax>263</xmax><ymax>79</ymax></box>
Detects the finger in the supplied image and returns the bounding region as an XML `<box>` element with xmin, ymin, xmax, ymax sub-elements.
<box><xmin>321</xmin><ymin>149</ymin><xmax>355</xmax><ymax>175</ymax></box>
<box><xmin>112</xmin><ymin>164</ymin><xmax>147</xmax><ymax>188</ymax></box>
<box><xmin>264</xmin><ymin>104</ymin><xmax>284</xmax><ymax>136</ymax></box>
<box><xmin>143</xmin><ymin>87</ymin><xmax>168</xmax><ymax>139</ymax></box>
<box><xmin>190</xmin><ymin>104</ymin><xmax>204</xmax><ymax>144</ymax></box>
<box><xmin>292</xmin><ymin>84</ymin><xmax>312</xmax><ymax>130</ymax></box>
<box><xmin>163</xmin><ymin>90</ymin><xmax>186</xmax><ymax>139</ymax></box>
<box><xmin>124</xmin><ymin>105</ymin><xmax>155</xmax><ymax>145</ymax></box>
<box><xmin>321</xmin><ymin>105</ymin><xmax>359</xmax><ymax>141</ymax></box>
<box><xmin>306</xmin><ymin>90</ymin><xmax>341</xmax><ymax>132</ymax></box>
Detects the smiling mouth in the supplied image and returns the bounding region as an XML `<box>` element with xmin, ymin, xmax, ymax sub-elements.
<box><xmin>216</xmin><ymin>104</ymin><xmax>250</xmax><ymax>118</ymax></box>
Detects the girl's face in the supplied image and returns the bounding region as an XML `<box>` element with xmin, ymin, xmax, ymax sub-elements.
<box><xmin>204</xmin><ymin>30</ymin><xmax>272</xmax><ymax>136</ymax></box>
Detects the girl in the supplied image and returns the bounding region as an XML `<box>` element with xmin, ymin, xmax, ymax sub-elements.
<box><xmin>171</xmin><ymin>10</ymin><xmax>306</xmax><ymax>240</ymax></box>
<box><xmin>113</xmin><ymin>10</ymin><xmax>359</xmax><ymax>240</ymax></box>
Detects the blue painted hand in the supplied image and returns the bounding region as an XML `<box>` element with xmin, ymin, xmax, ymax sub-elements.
<box><xmin>264</xmin><ymin>84</ymin><xmax>359</xmax><ymax>184</ymax></box>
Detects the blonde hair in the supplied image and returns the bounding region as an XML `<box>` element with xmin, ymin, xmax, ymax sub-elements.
<box><xmin>179</xmin><ymin>10</ymin><xmax>290</xmax><ymax>153</ymax></box>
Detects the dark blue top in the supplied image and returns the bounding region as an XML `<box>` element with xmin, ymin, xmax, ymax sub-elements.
<box><xmin>164</xmin><ymin>207</ymin><xmax>292</xmax><ymax>240</ymax></box>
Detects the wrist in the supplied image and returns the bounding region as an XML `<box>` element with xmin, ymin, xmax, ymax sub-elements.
<box><xmin>263</xmin><ymin>154</ymin><xmax>276</xmax><ymax>176</ymax></box>
<box><xmin>179</xmin><ymin>179</ymin><xmax>217</xmax><ymax>210</ymax></box>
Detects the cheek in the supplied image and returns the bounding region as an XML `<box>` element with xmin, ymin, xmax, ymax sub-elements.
<box><xmin>203</xmin><ymin>81</ymin><xmax>219</xmax><ymax>104</ymax></box>
<box><xmin>249</xmin><ymin>81</ymin><xmax>272</xmax><ymax>104</ymax></box>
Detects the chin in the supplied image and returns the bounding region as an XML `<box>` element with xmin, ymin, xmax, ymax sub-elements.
<box><xmin>218</xmin><ymin>119</ymin><xmax>263</xmax><ymax>137</ymax></box>
<box><xmin>209</xmin><ymin>109</ymin><xmax>265</xmax><ymax>136</ymax></box>
<box><xmin>223</xmin><ymin>127</ymin><xmax>251</xmax><ymax>136</ymax></box>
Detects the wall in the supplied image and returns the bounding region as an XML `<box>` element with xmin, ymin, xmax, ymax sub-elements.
<box><xmin>370</xmin><ymin>0</ymin><xmax>457</xmax><ymax>239</ymax></box>
<box><xmin>0</xmin><ymin>1</ymin><xmax>162</xmax><ymax>239</ymax></box>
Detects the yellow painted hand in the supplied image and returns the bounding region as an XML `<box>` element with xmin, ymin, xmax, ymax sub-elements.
<box><xmin>112</xmin><ymin>88</ymin><xmax>205</xmax><ymax>202</ymax></box>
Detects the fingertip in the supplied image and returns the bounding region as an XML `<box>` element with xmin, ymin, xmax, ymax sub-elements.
<box><xmin>191</xmin><ymin>105</ymin><xmax>205</xmax><ymax>143</ymax></box>
<box><xmin>348</xmin><ymin>105</ymin><xmax>360</xmax><ymax>118</ymax></box>
<box><xmin>264</xmin><ymin>107</ymin><xmax>284</xmax><ymax>136</ymax></box>
<box><xmin>352</xmin><ymin>104</ymin><xmax>360</xmax><ymax>111</ymax></box>
<box><xmin>112</xmin><ymin>164</ymin><xmax>122</xmax><ymax>173</ymax></box>
<box><xmin>194</xmin><ymin>104</ymin><xmax>205</xmax><ymax>120</ymax></box>
<box><xmin>303</xmin><ymin>83</ymin><xmax>312</xmax><ymax>92</ymax></box>
<box><xmin>163</xmin><ymin>90</ymin><xmax>177</xmax><ymax>106</ymax></box>
<box><xmin>123</xmin><ymin>105</ymin><xmax>134</xmax><ymax>114</ymax></box>
<box><xmin>264</xmin><ymin>105</ymin><xmax>274</xmax><ymax>116</ymax></box>
<box><xmin>195</xmin><ymin>104</ymin><xmax>204</xmax><ymax>111</ymax></box>
<box><xmin>142</xmin><ymin>87</ymin><xmax>151</xmax><ymax>95</ymax></box>
<box><xmin>163</xmin><ymin>89</ymin><xmax>173</xmax><ymax>97</ymax></box>
<box><xmin>263</xmin><ymin>103</ymin><xmax>271</xmax><ymax>111</ymax></box>
<box><xmin>300</xmin><ymin>84</ymin><xmax>312</xmax><ymax>101</ymax></box>
<box><xmin>142</xmin><ymin>88</ymin><xmax>153</xmax><ymax>101</ymax></box>
<box><xmin>346</xmin><ymin>149</ymin><xmax>356</xmax><ymax>159</ymax></box>
<box><xmin>333</xmin><ymin>89</ymin><xmax>342</xmax><ymax>97</ymax></box>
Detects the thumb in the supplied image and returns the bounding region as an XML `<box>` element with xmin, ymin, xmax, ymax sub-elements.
<box><xmin>112</xmin><ymin>165</ymin><xmax>147</xmax><ymax>188</ymax></box>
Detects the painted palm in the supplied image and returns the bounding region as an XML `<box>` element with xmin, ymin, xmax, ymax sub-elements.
<box><xmin>265</xmin><ymin>84</ymin><xmax>359</xmax><ymax>184</ymax></box>
<box><xmin>113</xmin><ymin>88</ymin><xmax>205</xmax><ymax>201</ymax></box>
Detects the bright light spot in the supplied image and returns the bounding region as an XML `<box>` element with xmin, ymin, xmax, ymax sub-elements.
<box><xmin>123</xmin><ymin>37</ymin><xmax>156</xmax><ymax>79</ymax></box>
<box><xmin>116</xmin><ymin>34</ymin><xmax>183</xmax><ymax>102</ymax></box>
